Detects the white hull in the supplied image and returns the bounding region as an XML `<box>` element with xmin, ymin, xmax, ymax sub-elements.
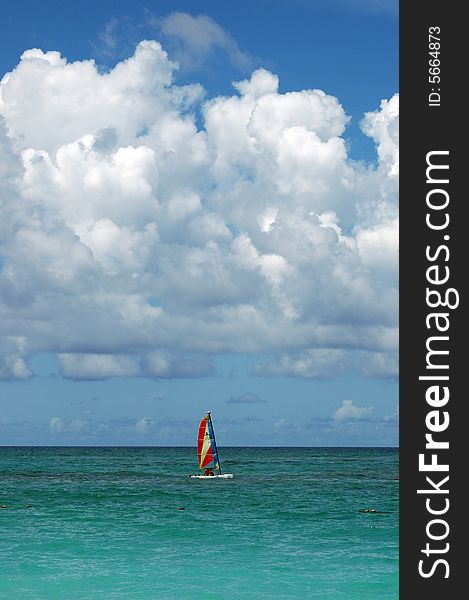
<box><xmin>190</xmin><ymin>474</ymin><xmax>233</xmax><ymax>479</ymax></box>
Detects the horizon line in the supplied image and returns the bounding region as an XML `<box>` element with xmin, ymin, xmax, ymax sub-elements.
<box><xmin>0</xmin><ymin>444</ymin><xmax>399</xmax><ymax>449</ymax></box>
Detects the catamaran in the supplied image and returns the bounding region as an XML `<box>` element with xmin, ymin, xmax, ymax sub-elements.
<box><xmin>190</xmin><ymin>412</ymin><xmax>233</xmax><ymax>479</ymax></box>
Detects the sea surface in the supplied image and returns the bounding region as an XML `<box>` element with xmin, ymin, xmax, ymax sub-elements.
<box><xmin>0</xmin><ymin>447</ymin><xmax>398</xmax><ymax>599</ymax></box>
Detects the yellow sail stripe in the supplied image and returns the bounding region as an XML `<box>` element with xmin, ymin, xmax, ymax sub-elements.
<box><xmin>199</xmin><ymin>423</ymin><xmax>212</xmax><ymax>468</ymax></box>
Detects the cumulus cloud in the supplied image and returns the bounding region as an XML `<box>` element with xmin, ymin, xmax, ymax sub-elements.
<box><xmin>358</xmin><ymin>350</ymin><xmax>398</xmax><ymax>379</ymax></box>
<box><xmin>0</xmin><ymin>40</ymin><xmax>398</xmax><ymax>382</ymax></box>
<box><xmin>58</xmin><ymin>354</ymin><xmax>140</xmax><ymax>380</ymax></box>
<box><xmin>356</xmin><ymin>217</ymin><xmax>398</xmax><ymax>285</ymax></box>
<box><xmin>333</xmin><ymin>399</ymin><xmax>373</xmax><ymax>421</ymax></box>
<box><xmin>140</xmin><ymin>351</ymin><xmax>213</xmax><ymax>378</ymax></box>
<box><xmin>49</xmin><ymin>416</ymin><xmax>65</xmax><ymax>432</ymax></box>
<box><xmin>0</xmin><ymin>337</ymin><xmax>32</xmax><ymax>380</ymax></box>
<box><xmin>254</xmin><ymin>349</ymin><xmax>349</xmax><ymax>379</ymax></box>
<box><xmin>57</xmin><ymin>351</ymin><xmax>213</xmax><ymax>380</ymax></box>
<box><xmin>361</xmin><ymin>94</ymin><xmax>399</xmax><ymax>177</ymax></box>
<box><xmin>136</xmin><ymin>416</ymin><xmax>155</xmax><ymax>434</ymax></box>
<box><xmin>274</xmin><ymin>417</ymin><xmax>299</xmax><ymax>430</ymax></box>
<box><xmin>0</xmin><ymin>41</ymin><xmax>202</xmax><ymax>154</ymax></box>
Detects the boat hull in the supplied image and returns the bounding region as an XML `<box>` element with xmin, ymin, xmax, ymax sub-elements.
<box><xmin>190</xmin><ymin>474</ymin><xmax>233</xmax><ymax>479</ymax></box>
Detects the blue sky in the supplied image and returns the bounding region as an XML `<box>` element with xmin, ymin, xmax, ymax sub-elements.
<box><xmin>0</xmin><ymin>0</ymin><xmax>398</xmax><ymax>446</ymax></box>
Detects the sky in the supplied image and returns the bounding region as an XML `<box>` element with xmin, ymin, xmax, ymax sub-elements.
<box><xmin>0</xmin><ymin>0</ymin><xmax>398</xmax><ymax>447</ymax></box>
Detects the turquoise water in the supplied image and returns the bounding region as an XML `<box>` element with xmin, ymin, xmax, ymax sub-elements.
<box><xmin>1</xmin><ymin>447</ymin><xmax>398</xmax><ymax>599</ymax></box>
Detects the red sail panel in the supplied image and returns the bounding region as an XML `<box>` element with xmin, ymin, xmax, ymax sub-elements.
<box><xmin>197</xmin><ymin>416</ymin><xmax>214</xmax><ymax>469</ymax></box>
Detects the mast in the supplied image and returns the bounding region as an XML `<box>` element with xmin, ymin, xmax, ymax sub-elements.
<box><xmin>207</xmin><ymin>411</ymin><xmax>222</xmax><ymax>475</ymax></box>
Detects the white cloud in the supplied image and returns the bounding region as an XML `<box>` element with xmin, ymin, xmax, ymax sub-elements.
<box><xmin>49</xmin><ymin>416</ymin><xmax>65</xmax><ymax>432</ymax></box>
<box><xmin>56</xmin><ymin>351</ymin><xmax>212</xmax><ymax>381</ymax></box>
<box><xmin>0</xmin><ymin>354</ymin><xmax>31</xmax><ymax>381</ymax></box>
<box><xmin>136</xmin><ymin>416</ymin><xmax>155</xmax><ymax>434</ymax></box>
<box><xmin>254</xmin><ymin>349</ymin><xmax>349</xmax><ymax>379</ymax></box>
<box><xmin>58</xmin><ymin>354</ymin><xmax>140</xmax><ymax>380</ymax></box>
<box><xmin>333</xmin><ymin>399</ymin><xmax>373</xmax><ymax>421</ymax></box>
<box><xmin>361</xmin><ymin>94</ymin><xmax>399</xmax><ymax>177</ymax></box>
<box><xmin>0</xmin><ymin>41</ymin><xmax>202</xmax><ymax>154</ymax></box>
<box><xmin>0</xmin><ymin>41</ymin><xmax>398</xmax><ymax>382</ymax></box>
<box><xmin>159</xmin><ymin>12</ymin><xmax>252</xmax><ymax>72</ymax></box>
<box><xmin>358</xmin><ymin>350</ymin><xmax>399</xmax><ymax>379</ymax></box>
<box><xmin>0</xmin><ymin>337</ymin><xmax>32</xmax><ymax>380</ymax></box>
<box><xmin>233</xmin><ymin>68</ymin><xmax>278</xmax><ymax>97</ymax></box>
<box><xmin>274</xmin><ymin>417</ymin><xmax>298</xmax><ymax>430</ymax></box>
<box><xmin>140</xmin><ymin>350</ymin><xmax>213</xmax><ymax>378</ymax></box>
<box><xmin>356</xmin><ymin>217</ymin><xmax>398</xmax><ymax>284</ymax></box>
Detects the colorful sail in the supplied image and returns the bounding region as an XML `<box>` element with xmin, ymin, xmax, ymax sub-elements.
<box><xmin>197</xmin><ymin>414</ymin><xmax>219</xmax><ymax>470</ymax></box>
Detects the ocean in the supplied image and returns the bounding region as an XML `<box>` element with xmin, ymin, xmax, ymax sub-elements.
<box><xmin>1</xmin><ymin>447</ymin><xmax>398</xmax><ymax>599</ymax></box>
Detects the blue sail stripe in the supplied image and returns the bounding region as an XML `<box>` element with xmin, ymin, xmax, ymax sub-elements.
<box><xmin>206</xmin><ymin>417</ymin><xmax>219</xmax><ymax>468</ymax></box>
